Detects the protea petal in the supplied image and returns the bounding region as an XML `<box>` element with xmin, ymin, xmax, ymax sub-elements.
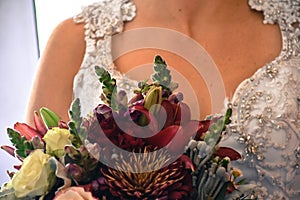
<box><xmin>101</xmin><ymin>147</ymin><xmax>193</xmax><ymax>199</ymax></box>
<box><xmin>146</xmin><ymin>120</ymin><xmax>200</xmax><ymax>155</ymax></box>
<box><xmin>33</xmin><ymin>111</ymin><xmax>48</xmax><ymax>136</ymax></box>
<box><xmin>167</xmin><ymin>121</ymin><xmax>199</xmax><ymax>155</ymax></box>
<box><xmin>14</xmin><ymin>122</ymin><xmax>41</xmax><ymax>140</ymax></box>
<box><xmin>194</xmin><ymin>120</ymin><xmax>213</xmax><ymax>141</ymax></box>
<box><xmin>174</xmin><ymin>102</ymin><xmax>191</xmax><ymax>125</ymax></box>
<box><xmin>146</xmin><ymin>125</ymin><xmax>180</xmax><ymax>149</ymax></box>
<box><xmin>128</xmin><ymin>93</ymin><xmax>144</xmax><ymax>105</ymax></box>
<box><xmin>178</xmin><ymin>155</ymin><xmax>195</xmax><ymax>171</ymax></box>
<box><xmin>129</xmin><ymin>105</ymin><xmax>158</xmax><ymax>132</ymax></box>
<box><xmin>214</xmin><ymin>147</ymin><xmax>242</xmax><ymax>161</ymax></box>
<box><xmin>129</xmin><ymin>105</ymin><xmax>151</xmax><ymax>124</ymax></box>
<box><xmin>168</xmin><ymin>191</ymin><xmax>184</xmax><ymax>199</ymax></box>
<box><xmin>157</xmin><ymin>100</ymin><xmax>175</xmax><ymax>129</ymax></box>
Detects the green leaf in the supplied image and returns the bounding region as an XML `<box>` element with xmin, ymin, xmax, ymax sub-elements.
<box><xmin>7</xmin><ymin>128</ymin><xmax>33</xmax><ymax>159</ymax></box>
<box><xmin>152</xmin><ymin>55</ymin><xmax>178</xmax><ymax>92</ymax></box>
<box><xmin>224</xmin><ymin>108</ymin><xmax>232</xmax><ymax>126</ymax></box>
<box><xmin>68</xmin><ymin>121</ymin><xmax>84</xmax><ymax>148</ymax></box>
<box><xmin>69</xmin><ymin>98</ymin><xmax>82</xmax><ymax>127</ymax></box>
<box><xmin>95</xmin><ymin>66</ymin><xmax>119</xmax><ymax>110</ymax></box>
<box><xmin>204</xmin><ymin>108</ymin><xmax>233</xmax><ymax>144</ymax></box>
<box><xmin>68</xmin><ymin>98</ymin><xmax>86</xmax><ymax>145</ymax></box>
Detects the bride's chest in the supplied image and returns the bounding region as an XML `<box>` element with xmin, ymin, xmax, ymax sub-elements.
<box><xmin>111</xmin><ymin>21</ymin><xmax>282</xmax><ymax>118</ymax></box>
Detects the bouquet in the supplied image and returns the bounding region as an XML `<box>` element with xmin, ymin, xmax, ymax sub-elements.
<box><xmin>0</xmin><ymin>56</ymin><xmax>255</xmax><ymax>199</ymax></box>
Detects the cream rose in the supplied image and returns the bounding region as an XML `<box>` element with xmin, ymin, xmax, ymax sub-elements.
<box><xmin>54</xmin><ymin>187</ymin><xmax>97</xmax><ymax>200</ymax></box>
<box><xmin>11</xmin><ymin>149</ymin><xmax>55</xmax><ymax>198</ymax></box>
<box><xmin>43</xmin><ymin>127</ymin><xmax>72</xmax><ymax>157</ymax></box>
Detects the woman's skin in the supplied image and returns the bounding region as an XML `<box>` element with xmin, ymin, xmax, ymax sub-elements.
<box><xmin>25</xmin><ymin>0</ymin><xmax>281</xmax><ymax>125</ymax></box>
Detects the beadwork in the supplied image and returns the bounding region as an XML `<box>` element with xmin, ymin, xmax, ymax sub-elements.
<box><xmin>226</xmin><ymin>0</ymin><xmax>300</xmax><ymax>199</ymax></box>
<box><xmin>72</xmin><ymin>0</ymin><xmax>300</xmax><ymax>199</ymax></box>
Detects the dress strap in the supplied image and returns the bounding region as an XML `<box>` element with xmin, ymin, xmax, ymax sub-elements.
<box><xmin>248</xmin><ymin>0</ymin><xmax>300</xmax><ymax>58</ymax></box>
<box><xmin>73</xmin><ymin>0</ymin><xmax>136</xmax><ymax>70</ymax></box>
<box><xmin>74</xmin><ymin>0</ymin><xmax>136</xmax><ymax>38</ymax></box>
<box><xmin>72</xmin><ymin>0</ymin><xmax>137</xmax><ymax>117</ymax></box>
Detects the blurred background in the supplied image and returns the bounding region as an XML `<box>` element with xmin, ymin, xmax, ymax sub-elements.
<box><xmin>0</xmin><ymin>0</ymin><xmax>96</xmax><ymax>186</ymax></box>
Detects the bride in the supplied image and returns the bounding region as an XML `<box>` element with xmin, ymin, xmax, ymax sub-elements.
<box><xmin>26</xmin><ymin>0</ymin><xmax>299</xmax><ymax>199</ymax></box>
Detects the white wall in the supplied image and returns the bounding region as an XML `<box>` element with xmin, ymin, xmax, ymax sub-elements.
<box><xmin>0</xmin><ymin>0</ymin><xmax>39</xmax><ymax>185</ymax></box>
<box><xmin>0</xmin><ymin>0</ymin><xmax>98</xmax><ymax>186</ymax></box>
<box><xmin>35</xmin><ymin>0</ymin><xmax>97</xmax><ymax>54</ymax></box>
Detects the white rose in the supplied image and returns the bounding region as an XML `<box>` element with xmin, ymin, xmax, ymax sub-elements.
<box><xmin>43</xmin><ymin>127</ymin><xmax>72</xmax><ymax>158</ymax></box>
<box><xmin>11</xmin><ymin>149</ymin><xmax>55</xmax><ymax>198</ymax></box>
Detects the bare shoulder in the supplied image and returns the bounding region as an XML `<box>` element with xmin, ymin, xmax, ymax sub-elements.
<box><xmin>25</xmin><ymin>17</ymin><xmax>86</xmax><ymax>125</ymax></box>
<box><xmin>45</xmin><ymin>17</ymin><xmax>85</xmax><ymax>59</ymax></box>
<box><xmin>40</xmin><ymin>17</ymin><xmax>85</xmax><ymax>74</ymax></box>
<box><xmin>50</xmin><ymin>17</ymin><xmax>85</xmax><ymax>43</ymax></box>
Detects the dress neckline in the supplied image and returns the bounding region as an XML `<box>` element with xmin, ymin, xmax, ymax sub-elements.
<box><xmin>108</xmin><ymin>0</ymin><xmax>287</xmax><ymax>109</ymax></box>
<box><xmin>73</xmin><ymin>0</ymin><xmax>299</xmax><ymax>117</ymax></box>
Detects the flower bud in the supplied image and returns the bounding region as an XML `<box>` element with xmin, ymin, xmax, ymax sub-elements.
<box><xmin>65</xmin><ymin>146</ymin><xmax>81</xmax><ymax>160</ymax></box>
<box><xmin>66</xmin><ymin>163</ymin><xmax>85</xmax><ymax>182</ymax></box>
<box><xmin>144</xmin><ymin>86</ymin><xmax>162</xmax><ymax>114</ymax></box>
<box><xmin>128</xmin><ymin>93</ymin><xmax>144</xmax><ymax>105</ymax></box>
<box><xmin>40</xmin><ymin>107</ymin><xmax>61</xmax><ymax>129</ymax></box>
<box><xmin>31</xmin><ymin>136</ymin><xmax>45</xmax><ymax>150</ymax></box>
<box><xmin>94</xmin><ymin>104</ymin><xmax>112</xmax><ymax>122</ymax></box>
<box><xmin>1</xmin><ymin>145</ymin><xmax>15</xmax><ymax>157</ymax></box>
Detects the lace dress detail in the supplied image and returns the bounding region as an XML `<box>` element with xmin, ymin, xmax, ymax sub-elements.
<box><xmin>72</xmin><ymin>0</ymin><xmax>300</xmax><ymax>199</ymax></box>
<box><xmin>73</xmin><ymin>0</ymin><xmax>137</xmax><ymax>117</ymax></box>
<box><xmin>221</xmin><ymin>0</ymin><xmax>300</xmax><ymax>199</ymax></box>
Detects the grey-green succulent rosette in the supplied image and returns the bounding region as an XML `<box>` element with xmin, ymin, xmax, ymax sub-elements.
<box><xmin>0</xmin><ymin>56</ymin><xmax>255</xmax><ymax>200</ymax></box>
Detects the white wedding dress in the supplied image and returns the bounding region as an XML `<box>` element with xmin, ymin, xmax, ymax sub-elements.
<box><xmin>72</xmin><ymin>0</ymin><xmax>300</xmax><ymax>199</ymax></box>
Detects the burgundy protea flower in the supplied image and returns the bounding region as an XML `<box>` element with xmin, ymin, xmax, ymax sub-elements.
<box><xmin>100</xmin><ymin>149</ymin><xmax>194</xmax><ymax>200</ymax></box>
<box><xmin>83</xmin><ymin>108</ymin><xmax>146</xmax><ymax>152</ymax></box>
<box><xmin>84</xmin><ymin>86</ymin><xmax>208</xmax><ymax>160</ymax></box>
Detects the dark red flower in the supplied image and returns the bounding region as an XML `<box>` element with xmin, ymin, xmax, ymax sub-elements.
<box><xmin>214</xmin><ymin>147</ymin><xmax>242</xmax><ymax>161</ymax></box>
<box><xmin>101</xmin><ymin>151</ymin><xmax>194</xmax><ymax>200</ymax></box>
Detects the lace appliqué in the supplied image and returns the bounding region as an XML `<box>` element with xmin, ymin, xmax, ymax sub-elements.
<box><xmin>73</xmin><ymin>0</ymin><xmax>137</xmax><ymax>117</ymax></box>
<box><xmin>225</xmin><ymin>1</ymin><xmax>300</xmax><ymax>199</ymax></box>
<box><xmin>248</xmin><ymin>0</ymin><xmax>300</xmax><ymax>57</ymax></box>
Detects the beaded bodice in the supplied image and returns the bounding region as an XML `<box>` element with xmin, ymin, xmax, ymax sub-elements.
<box><xmin>72</xmin><ymin>0</ymin><xmax>300</xmax><ymax>199</ymax></box>
<box><xmin>224</xmin><ymin>0</ymin><xmax>300</xmax><ymax>199</ymax></box>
